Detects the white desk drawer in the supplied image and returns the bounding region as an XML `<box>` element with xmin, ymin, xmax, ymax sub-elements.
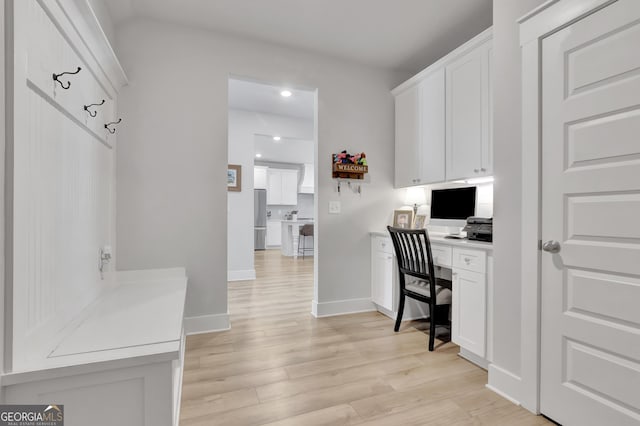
<box><xmin>453</xmin><ymin>248</ymin><xmax>486</xmax><ymax>274</ymax></box>
<box><xmin>431</xmin><ymin>244</ymin><xmax>452</xmax><ymax>267</ymax></box>
<box><xmin>373</xmin><ymin>236</ymin><xmax>393</xmax><ymax>254</ymax></box>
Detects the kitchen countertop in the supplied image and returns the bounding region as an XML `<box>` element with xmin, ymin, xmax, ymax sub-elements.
<box><xmin>281</xmin><ymin>219</ymin><xmax>314</xmax><ymax>224</ymax></box>
<box><xmin>370</xmin><ymin>230</ymin><xmax>493</xmax><ymax>251</ymax></box>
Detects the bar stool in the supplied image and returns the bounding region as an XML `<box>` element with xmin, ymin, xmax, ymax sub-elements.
<box><xmin>298</xmin><ymin>224</ymin><xmax>314</xmax><ymax>259</ymax></box>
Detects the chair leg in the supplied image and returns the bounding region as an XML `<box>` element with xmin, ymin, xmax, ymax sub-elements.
<box><xmin>428</xmin><ymin>303</ymin><xmax>436</xmax><ymax>351</ymax></box>
<box><xmin>301</xmin><ymin>236</ymin><xmax>305</xmax><ymax>259</ymax></box>
<box><xmin>394</xmin><ymin>294</ymin><xmax>405</xmax><ymax>332</ymax></box>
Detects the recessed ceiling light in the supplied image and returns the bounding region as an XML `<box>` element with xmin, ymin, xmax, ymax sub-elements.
<box><xmin>273</xmin><ymin>136</ymin><xmax>281</xmax><ymax>141</ymax></box>
<box><xmin>280</xmin><ymin>90</ymin><xmax>292</xmax><ymax>97</ymax></box>
<box><xmin>255</xmin><ymin>153</ymin><xmax>262</xmax><ymax>158</ymax></box>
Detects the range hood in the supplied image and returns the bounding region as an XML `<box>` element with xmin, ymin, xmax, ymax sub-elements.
<box><xmin>299</xmin><ymin>163</ymin><xmax>314</xmax><ymax>194</ymax></box>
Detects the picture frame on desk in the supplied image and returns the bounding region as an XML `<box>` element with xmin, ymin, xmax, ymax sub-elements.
<box><xmin>392</xmin><ymin>209</ymin><xmax>414</xmax><ymax>229</ymax></box>
<box><xmin>413</xmin><ymin>214</ymin><xmax>427</xmax><ymax>229</ymax></box>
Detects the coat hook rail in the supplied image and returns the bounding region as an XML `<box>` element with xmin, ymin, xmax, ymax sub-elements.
<box><xmin>52</xmin><ymin>66</ymin><xmax>82</xmax><ymax>89</ymax></box>
<box><xmin>84</xmin><ymin>99</ymin><xmax>105</xmax><ymax>117</ymax></box>
<box><xmin>105</xmin><ymin>118</ymin><xmax>122</xmax><ymax>134</ymax></box>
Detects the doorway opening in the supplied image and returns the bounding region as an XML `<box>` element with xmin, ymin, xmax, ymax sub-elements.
<box><xmin>226</xmin><ymin>76</ymin><xmax>318</xmax><ymax>322</ymax></box>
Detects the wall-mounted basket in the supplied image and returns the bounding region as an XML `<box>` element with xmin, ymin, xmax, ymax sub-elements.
<box><xmin>332</xmin><ymin>151</ymin><xmax>368</xmax><ymax>180</ymax></box>
<box><xmin>332</xmin><ymin>162</ymin><xmax>368</xmax><ymax>179</ymax></box>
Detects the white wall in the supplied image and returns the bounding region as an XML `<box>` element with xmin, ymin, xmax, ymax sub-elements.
<box><xmin>114</xmin><ymin>19</ymin><xmax>409</xmax><ymax>324</ymax></box>
<box><xmin>228</xmin><ymin>109</ymin><xmax>313</xmax><ymax>280</ymax></box>
<box><xmin>490</xmin><ymin>0</ymin><xmax>546</xmax><ymax>398</ymax></box>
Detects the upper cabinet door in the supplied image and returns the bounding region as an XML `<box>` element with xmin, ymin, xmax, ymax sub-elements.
<box><xmin>254</xmin><ymin>166</ymin><xmax>268</xmax><ymax>190</ymax></box>
<box><xmin>446</xmin><ymin>41</ymin><xmax>492</xmax><ymax>181</ymax></box>
<box><xmin>267</xmin><ymin>169</ymin><xmax>282</xmax><ymax>204</ymax></box>
<box><xmin>394</xmin><ymin>85</ymin><xmax>421</xmax><ymax>187</ymax></box>
<box><xmin>280</xmin><ymin>170</ymin><xmax>299</xmax><ymax>205</ymax></box>
<box><xmin>419</xmin><ymin>68</ymin><xmax>446</xmax><ymax>184</ymax></box>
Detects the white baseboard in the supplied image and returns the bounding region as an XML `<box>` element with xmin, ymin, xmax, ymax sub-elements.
<box><xmin>184</xmin><ymin>313</ymin><xmax>230</xmax><ymax>335</ymax></box>
<box><xmin>311</xmin><ymin>298</ymin><xmax>376</xmax><ymax>318</ymax></box>
<box><xmin>458</xmin><ymin>348</ymin><xmax>489</xmax><ymax>370</ymax></box>
<box><xmin>487</xmin><ymin>363</ymin><xmax>522</xmax><ymax>406</ymax></box>
<box><xmin>228</xmin><ymin>269</ymin><xmax>256</xmax><ymax>281</ymax></box>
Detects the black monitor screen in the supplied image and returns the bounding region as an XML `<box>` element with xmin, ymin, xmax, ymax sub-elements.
<box><xmin>430</xmin><ymin>187</ymin><xmax>477</xmax><ymax>220</ymax></box>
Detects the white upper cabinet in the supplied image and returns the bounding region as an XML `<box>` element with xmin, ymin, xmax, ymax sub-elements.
<box><xmin>267</xmin><ymin>168</ymin><xmax>298</xmax><ymax>205</ymax></box>
<box><xmin>394</xmin><ymin>85</ymin><xmax>421</xmax><ymax>187</ymax></box>
<box><xmin>393</xmin><ymin>29</ymin><xmax>492</xmax><ymax>187</ymax></box>
<box><xmin>254</xmin><ymin>166</ymin><xmax>267</xmax><ymax>189</ymax></box>
<box><xmin>394</xmin><ymin>69</ymin><xmax>446</xmax><ymax>188</ymax></box>
<box><xmin>419</xmin><ymin>68</ymin><xmax>446</xmax><ymax>184</ymax></box>
<box><xmin>446</xmin><ymin>39</ymin><xmax>492</xmax><ymax>180</ymax></box>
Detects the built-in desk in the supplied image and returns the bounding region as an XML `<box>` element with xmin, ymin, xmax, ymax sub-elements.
<box><xmin>370</xmin><ymin>231</ymin><xmax>493</xmax><ymax>368</ymax></box>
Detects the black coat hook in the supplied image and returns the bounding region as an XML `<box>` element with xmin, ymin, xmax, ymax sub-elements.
<box><xmin>105</xmin><ymin>118</ymin><xmax>122</xmax><ymax>134</ymax></box>
<box><xmin>52</xmin><ymin>67</ymin><xmax>82</xmax><ymax>89</ymax></box>
<box><xmin>84</xmin><ymin>99</ymin><xmax>105</xmax><ymax>117</ymax></box>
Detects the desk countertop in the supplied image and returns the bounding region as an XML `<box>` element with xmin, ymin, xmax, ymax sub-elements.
<box><xmin>370</xmin><ymin>230</ymin><xmax>493</xmax><ymax>252</ymax></box>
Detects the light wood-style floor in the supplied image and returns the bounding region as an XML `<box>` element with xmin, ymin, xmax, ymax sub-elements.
<box><xmin>180</xmin><ymin>249</ymin><xmax>550</xmax><ymax>425</ymax></box>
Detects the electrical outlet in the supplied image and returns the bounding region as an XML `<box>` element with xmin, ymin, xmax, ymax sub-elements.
<box><xmin>329</xmin><ymin>201</ymin><xmax>341</xmax><ymax>214</ymax></box>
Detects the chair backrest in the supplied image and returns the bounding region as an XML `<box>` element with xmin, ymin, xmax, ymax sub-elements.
<box><xmin>387</xmin><ymin>226</ymin><xmax>437</xmax><ymax>290</ymax></box>
<box><xmin>299</xmin><ymin>224</ymin><xmax>314</xmax><ymax>236</ymax></box>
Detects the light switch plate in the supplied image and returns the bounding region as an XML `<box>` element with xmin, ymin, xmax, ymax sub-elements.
<box><xmin>329</xmin><ymin>201</ymin><xmax>341</xmax><ymax>214</ymax></box>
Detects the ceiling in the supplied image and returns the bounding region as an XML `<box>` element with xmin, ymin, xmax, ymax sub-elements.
<box><xmin>104</xmin><ymin>0</ymin><xmax>492</xmax><ymax>73</ymax></box>
<box><xmin>228</xmin><ymin>78</ymin><xmax>315</xmax><ymax>120</ymax></box>
<box><xmin>254</xmin><ymin>135</ymin><xmax>313</xmax><ymax>163</ymax></box>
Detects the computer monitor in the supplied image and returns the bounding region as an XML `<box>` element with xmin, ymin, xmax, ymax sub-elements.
<box><xmin>429</xmin><ymin>187</ymin><xmax>477</xmax><ymax>229</ymax></box>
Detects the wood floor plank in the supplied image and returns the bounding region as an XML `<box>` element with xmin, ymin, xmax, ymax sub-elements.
<box><xmin>179</xmin><ymin>249</ymin><xmax>549</xmax><ymax>425</ymax></box>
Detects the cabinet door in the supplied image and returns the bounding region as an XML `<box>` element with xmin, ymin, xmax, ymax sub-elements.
<box><xmin>452</xmin><ymin>268</ymin><xmax>486</xmax><ymax>357</ymax></box>
<box><xmin>394</xmin><ymin>85</ymin><xmax>421</xmax><ymax>187</ymax></box>
<box><xmin>280</xmin><ymin>170</ymin><xmax>298</xmax><ymax>205</ymax></box>
<box><xmin>482</xmin><ymin>44</ymin><xmax>493</xmax><ymax>175</ymax></box>
<box><xmin>266</xmin><ymin>170</ymin><xmax>282</xmax><ymax>204</ymax></box>
<box><xmin>254</xmin><ymin>166</ymin><xmax>267</xmax><ymax>190</ymax></box>
<box><xmin>419</xmin><ymin>68</ymin><xmax>446</xmax><ymax>184</ymax></box>
<box><xmin>371</xmin><ymin>240</ymin><xmax>394</xmax><ymax>311</ymax></box>
<box><xmin>266</xmin><ymin>221</ymin><xmax>281</xmax><ymax>246</ymax></box>
<box><xmin>446</xmin><ymin>44</ymin><xmax>488</xmax><ymax>181</ymax></box>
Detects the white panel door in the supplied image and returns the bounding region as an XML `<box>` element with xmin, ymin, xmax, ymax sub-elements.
<box><xmin>419</xmin><ymin>68</ymin><xmax>446</xmax><ymax>184</ymax></box>
<box><xmin>540</xmin><ymin>2</ymin><xmax>640</xmax><ymax>425</ymax></box>
<box><xmin>394</xmin><ymin>85</ymin><xmax>420</xmax><ymax>187</ymax></box>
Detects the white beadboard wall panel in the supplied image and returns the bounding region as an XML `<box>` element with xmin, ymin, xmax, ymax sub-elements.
<box><xmin>8</xmin><ymin>0</ymin><xmax>118</xmax><ymax>372</ymax></box>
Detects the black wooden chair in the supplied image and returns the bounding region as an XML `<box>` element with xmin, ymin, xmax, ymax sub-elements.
<box><xmin>387</xmin><ymin>226</ymin><xmax>452</xmax><ymax>351</ymax></box>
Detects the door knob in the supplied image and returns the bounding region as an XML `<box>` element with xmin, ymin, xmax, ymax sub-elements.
<box><xmin>542</xmin><ymin>240</ymin><xmax>561</xmax><ymax>253</ymax></box>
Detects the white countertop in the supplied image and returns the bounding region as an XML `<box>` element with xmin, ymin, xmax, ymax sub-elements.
<box><xmin>281</xmin><ymin>219</ymin><xmax>314</xmax><ymax>224</ymax></box>
<box><xmin>370</xmin><ymin>230</ymin><xmax>493</xmax><ymax>251</ymax></box>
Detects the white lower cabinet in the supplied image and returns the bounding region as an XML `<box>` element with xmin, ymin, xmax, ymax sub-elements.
<box><xmin>371</xmin><ymin>237</ymin><xmax>395</xmax><ymax>311</ymax></box>
<box><xmin>452</xmin><ymin>266</ymin><xmax>486</xmax><ymax>357</ymax></box>
<box><xmin>266</xmin><ymin>221</ymin><xmax>282</xmax><ymax>247</ymax></box>
<box><xmin>370</xmin><ymin>234</ymin><xmax>491</xmax><ymax>365</ymax></box>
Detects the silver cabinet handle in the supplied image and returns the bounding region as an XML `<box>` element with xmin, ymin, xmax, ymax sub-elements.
<box><xmin>464</xmin><ymin>257</ymin><xmax>471</xmax><ymax>264</ymax></box>
<box><xmin>542</xmin><ymin>240</ymin><xmax>561</xmax><ymax>253</ymax></box>
<box><xmin>474</xmin><ymin>169</ymin><xmax>479</xmax><ymax>173</ymax></box>
<box><xmin>481</xmin><ymin>168</ymin><xmax>486</xmax><ymax>172</ymax></box>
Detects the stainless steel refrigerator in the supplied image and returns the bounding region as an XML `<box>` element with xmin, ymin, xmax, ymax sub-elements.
<box><xmin>254</xmin><ymin>189</ymin><xmax>267</xmax><ymax>250</ymax></box>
